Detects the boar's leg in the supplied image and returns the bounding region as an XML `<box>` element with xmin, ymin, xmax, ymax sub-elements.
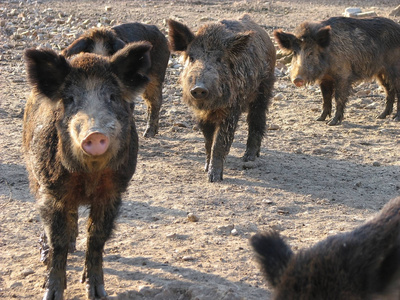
<box><xmin>327</xmin><ymin>79</ymin><xmax>350</xmax><ymax>125</ymax></box>
<box><xmin>142</xmin><ymin>79</ymin><xmax>163</xmax><ymax>138</ymax></box>
<box><xmin>81</xmin><ymin>197</ymin><xmax>121</xmax><ymax>299</ymax></box>
<box><xmin>39</xmin><ymin>197</ymin><xmax>70</xmax><ymax>300</ymax></box>
<box><xmin>208</xmin><ymin>110</ymin><xmax>240</xmax><ymax>182</ymax></box>
<box><xmin>317</xmin><ymin>79</ymin><xmax>334</xmax><ymax>121</ymax></box>
<box><xmin>243</xmin><ymin>79</ymin><xmax>272</xmax><ymax>162</ymax></box>
<box><xmin>198</xmin><ymin>120</ymin><xmax>216</xmax><ymax>172</ymax></box>
<box><xmin>376</xmin><ymin>73</ymin><xmax>396</xmax><ymax>120</ymax></box>
<box><xmin>67</xmin><ymin>208</ymin><xmax>79</xmax><ymax>253</ymax></box>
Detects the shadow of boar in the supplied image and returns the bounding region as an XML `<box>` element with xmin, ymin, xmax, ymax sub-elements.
<box><xmin>274</xmin><ymin>17</ymin><xmax>400</xmax><ymax>125</ymax></box>
<box><xmin>23</xmin><ymin>42</ymin><xmax>152</xmax><ymax>299</ymax></box>
<box><xmin>168</xmin><ymin>14</ymin><xmax>276</xmax><ymax>182</ymax></box>
<box><xmin>251</xmin><ymin>197</ymin><xmax>400</xmax><ymax>299</ymax></box>
<box><xmin>62</xmin><ymin>23</ymin><xmax>170</xmax><ymax>137</ymax></box>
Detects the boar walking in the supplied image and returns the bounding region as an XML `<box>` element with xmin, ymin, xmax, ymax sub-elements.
<box><xmin>62</xmin><ymin>23</ymin><xmax>170</xmax><ymax>137</ymax></box>
<box><xmin>274</xmin><ymin>17</ymin><xmax>400</xmax><ymax>125</ymax></box>
<box><xmin>23</xmin><ymin>43</ymin><xmax>151</xmax><ymax>299</ymax></box>
<box><xmin>251</xmin><ymin>197</ymin><xmax>400</xmax><ymax>300</ymax></box>
<box><xmin>168</xmin><ymin>15</ymin><xmax>276</xmax><ymax>182</ymax></box>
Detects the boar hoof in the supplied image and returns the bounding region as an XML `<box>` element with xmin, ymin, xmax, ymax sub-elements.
<box><xmin>208</xmin><ymin>169</ymin><xmax>223</xmax><ymax>182</ymax></box>
<box><xmin>242</xmin><ymin>151</ymin><xmax>257</xmax><ymax>162</ymax></box>
<box><xmin>68</xmin><ymin>241</ymin><xmax>76</xmax><ymax>253</ymax></box>
<box><xmin>85</xmin><ymin>283</ymin><xmax>107</xmax><ymax>300</ymax></box>
<box><xmin>393</xmin><ymin>113</ymin><xmax>400</xmax><ymax>122</ymax></box>
<box><xmin>316</xmin><ymin>112</ymin><xmax>329</xmax><ymax>121</ymax></box>
<box><xmin>143</xmin><ymin>126</ymin><xmax>158</xmax><ymax>138</ymax></box>
<box><xmin>327</xmin><ymin>117</ymin><xmax>341</xmax><ymax>126</ymax></box>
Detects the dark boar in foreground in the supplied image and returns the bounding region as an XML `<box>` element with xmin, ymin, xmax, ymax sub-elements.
<box><xmin>168</xmin><ymin>15</ymin><xmax>276</xmax><ymax>182</ymax></box>
<box><xmin>23</xmin><ymin>42</ymin><xmax>151</xmax><ymax>299</ymax></box>
<box><xmin>251</xmin><ymin>197</ymin><xmax>400</xmax><ymax>300</ymax></box>
<box><xmin>62</xmin><ymin>23</ymin><xmax>170</xmax><ymax>137</ymax></box>
<box><xmin>274</xmin><ymin>17</ymin><xmax>400</xmax><ymax>125</ymax></box>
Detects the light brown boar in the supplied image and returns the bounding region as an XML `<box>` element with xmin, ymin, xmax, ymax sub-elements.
<box><xmin>23</xmin><ymin>42</ymin><xmax>151</xmax><ymax>299</ymax></box>
<box><xmin>168</xmin><ymin>15</ymin><xmax>276</xmax><ymax>182</ymax></box>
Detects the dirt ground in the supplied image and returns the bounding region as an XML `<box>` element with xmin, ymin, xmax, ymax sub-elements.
<box><xmin>1</xmin><ymin>0</ymin><xmax>400</xmax><ymax>299</ymax></box>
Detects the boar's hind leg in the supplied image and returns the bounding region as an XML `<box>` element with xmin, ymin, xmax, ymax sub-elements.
<box><xmin>317</xmin><ymin>80</ymin><xmax>334</xmax><ymax>121</ymax></box>
<box><xmin>198</xmin><ymin>120</ymin><xmax>216</xmax><ymax>172</ymax></box>
<box><xmin>208</xmin><ymin>111</ymin><xmax>240</xmax><ymax>182</ymax></box>
<box><xmin>39</xmin><ymin>199</ymin><xmax>70</xmax><ymax>300</ymax></box>
<box><xmin>81</xmin><ymin>197</ymin><xmax>121</xmax><ymax>300</ymax></box>
<box><xmin>243</xmin><ymin>80</ymin><xmax>272</xmax><ymax>162</ymax></box>
<box><xmin>142</xmin><ymin>81</ymin><xmax>162</xmax><ymax>138</ymax></box>
<box><xmin>376</xmin><ymin>73</ymin><xmax>396</xmax><ymax>120</ymax></box>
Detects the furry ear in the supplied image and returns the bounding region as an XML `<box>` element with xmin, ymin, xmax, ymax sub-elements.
<box><xmin>167</xmin><ymin>19</ymin><xmax>195</xmax><ymax>52</ymax></box>
<box><xmin>111</xmin><ymin>41</ymin><xmax>152</xmax><ymax>92</ymax></box>
<box><xmin>225</xmin><ymin>31</ymin><xmax>254</xmax><ymax>57</ymax></box>
<box><xmin>274</xmin><ymin>29</ymin><xmax>298</xmax><ymax>53</ymax></box>
<box><xmin>112</xmin><ymin>38</ymin><xmax>126</xmax><ymax>53</ymax></box>
<box><xmin>315</xmin><ymin>25</ymin><xmax>331</xmax><ymax>48</ymax></box>
<box><xmin>251</xmin><ymin>231</ymin><xmax>293</xmax><ymax>288</ymax></box>
<box><xmin>62</xmin><ymin>37</ymin><xmax>93</xmax><ymax>57</ymax></box>
<box><xmin>24</xmin><ymin>48</ymin><xmax>71</xmax><ymax>99</ymax></box>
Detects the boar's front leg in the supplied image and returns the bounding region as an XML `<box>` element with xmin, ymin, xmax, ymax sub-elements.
<box><xmin>81</xmin><ymin>197</ymin><xmax>121</xmax><ymax>300</ymax></box>
<box><xmin>199</xmin><ymin>120</ymin><xmax>216</xmax><ymax>173</ymax></box>
<box><xmin>327</xmin><ymin>78</ymin><xmax>351</xmax><ymax>125</ymax></box>
<box><xmin>317</xmin><ymin>79</ymin><xmax>334</xmax><ymax>121</ymax></box>
<box><xmin>142</xmin><ymin>81</ymin><xmax>162</xmax><ymax>138</ymax></box>
<box><xmin>39</xmin><ymin>196</ymin><xmax>70</xmax><ymax>300</ymax></box>
<box><xmin>208</xmin><ymin>110</ymin><xmax>240</xmax><ymax>182</ymax></box>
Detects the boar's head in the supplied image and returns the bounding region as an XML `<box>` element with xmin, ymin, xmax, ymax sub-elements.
<box><xmin>168</xmin><ymin>19</ymin><xmax>254</xmax><ymax>112</ymax></box>
<box><xmin>274</xmin><ymin>23</ymin><xmax>331</xmax><ymax>87</ymax></box>
<box><xmin>62</xmin><ymin>27</ymin><xmax>126</xmax><ymax>57</ymax></box>
<box><xmin>25</xmin><ymin>42</ymin><xmax>151</xmax><ymax>172</ymax></box>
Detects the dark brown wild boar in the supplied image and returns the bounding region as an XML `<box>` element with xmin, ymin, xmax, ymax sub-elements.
<box><xmin>274</xmin><ymin>17</ymin><xmax>400</xmax><ymax>125</ymax></box>
<box><xmin>23</xmin><ymin>42</ymin><xmax>152</xmax><ymax>299</ymax></box>
<box><xmin>251</xmin><ymin>197</ymin><xmax>400</xmax><ymax>300</ymax></box>
<box><xmin>168</xmin><ymin>15</ymin><xmax>276</xmax><ymax>182</ymax></box>
<box><xmin>62</xmin><ymin>23</ymin><xmax>170</xmax><ymax>137</ymax></box>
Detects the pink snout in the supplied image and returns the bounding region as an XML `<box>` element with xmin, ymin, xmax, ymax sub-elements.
<box><xmin>81</xmin><ymin>132</ymin><xmax>109</xmax><ymax>156</ymax></box>
<box><xmin>293</xmin><ymin>77</ymin><xmax>305</xmax><ymax>87</ymax></box>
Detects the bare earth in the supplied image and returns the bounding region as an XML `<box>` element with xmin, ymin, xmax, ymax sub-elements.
<box><xmin>1</xmin><ymin>1</ymin><xmax>400</xmax><ymax>299</ymax></box>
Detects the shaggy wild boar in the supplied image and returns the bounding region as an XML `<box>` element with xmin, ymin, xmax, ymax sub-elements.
<box><xmin>62</xmin><ymin>22</ymin><xmax>170</xmax><ymax>137</ymax></box>
<box><xmin>274</xmin><ymin>17</ymin><xmax>400</xmax><ymax>125</ymax></box>
<box><xmin>168</xmin><ymin>15</ymin><xmax>276</xmax><ymax>182</ymax></box>
<box><xmin>23</xmin><ymin>42</ymin><xmax>151</xmax><ymax>299</ymax></box>
<box><xmin>251</xmin><ymin>197</ymin><xmax>400</xmax><ymax>300</ymax></box>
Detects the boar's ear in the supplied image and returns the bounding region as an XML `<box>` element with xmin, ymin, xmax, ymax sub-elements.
<box><xmin>111</xmin><ymin>41</ymin><xmax>152</xmax><ymax>91</ymax></box>
<box><xmin>112</xmin><ymin>38</ymin><xmax>126</xmax><ymax>53</ymax></box>
<box><xmin>167</xmin><ymin>19</ymin><xmax>195</xmax><ymax>52</ymax></box>
<box><xmin>225</xmin><ymin>31</ymin><xmax>254</xmax><ymax>57</ymax></box>
<box><xmin>315</xmin><ymin>25</ymin><xmax>330</xmax><ymax>48</ymax></box>
<box><xmin>24</xmin><ymin>48</ymin><xmax>71</xmax><ymax>99</ymax></box>
<box><xmin>62</xmin><ymin>37</ymin><xmax>93</xmax><ymax>57</ymax></box>
<box><xmin>251</xmin><ymin>231</ymin><xmax>293</xmax><ymax>288</ymax></box>
<box><xmin>274</xmin><ymin>29</ymin><xmax>298</xmax><ymax>53</ymax></box>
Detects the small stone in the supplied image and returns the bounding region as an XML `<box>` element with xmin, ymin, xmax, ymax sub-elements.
<box><xmin>105</xmin><ymin>6</ymin><xmax>112</xmax><ymax>11</ymax></box>
<box><xmin>182</xmin><ymin>255</ymin><xmax>195</xmax><ymax>261</ymax></box>
<box><xmin>231</xmin><ymin>228</ymin><xmax>238</xmax><ymax>236</ymax></box>
<box><xmin>273</xmin><ymin>93</ymin><xmax>285</xmax><ymax>101</ymax></box>
<box><xmin>262</xmin><ymin>199</ymin><xmax>273</xmax><ymax>205</ymax></box>
<box><xmin>21</xmin><ymin>269</ymin><xmax>34</xmax><ymax>277</ymax></box>
<box><xmin>216</xmin><ymin>224</ymin><xmax>235</xmax><ymax>235</ymax></box>
<box><xmin>372</xmin><ymin>161</ymin><xmax>381</xmax><ymax>167</ymax></box>
<box><xmin>268</xmin><ymin>124</ymin><xmax>280</xmax><ymax>130</ymax></box>
<box><xmin>187</xmin><ymin>213</ymin><xmax>199</xmax><ymax>222</ymax></box>
<box><xmin>343</xmin><ymin>7</ymin><xmax>362</xmax><ymax>17</ymax></box>
<box><xmin>166</xmin><ymin>233</ymin><xmax>177</xmax><ymax>239</ymax></box>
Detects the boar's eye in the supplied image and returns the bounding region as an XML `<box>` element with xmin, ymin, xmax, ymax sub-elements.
<box><xmin>108</xmin><ymin>94</ymin><xmax>117</xmax><ymax>103</ymax></box>
<box><xmin>63</xmin><ymin>96</ymin><xmax>74</xmax><ymax>106</ymax></box>
<box><xmin>188</xmin><ymin>55</ymin><xmax>195</xmax><ymax>63</ymax></box>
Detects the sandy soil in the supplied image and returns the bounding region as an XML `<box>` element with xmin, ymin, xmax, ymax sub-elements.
<box><xmin>1</xmin><ymin>0</ymin><xmax>399</xmax><ymax>299</ymax></box>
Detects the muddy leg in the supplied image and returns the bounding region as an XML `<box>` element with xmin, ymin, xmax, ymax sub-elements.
<box><xmin>199</xmin><ymin>120</ymin><xmax>216</xmax><ymax>172</ymax></box>
<box><xmin>317</xmin><ymin>79</ymin><xmax>334</xmax><ymax>121</ymax></box>
<box><xmin>142</xmin><ymin>82</ymin><xmax>162</xmax><ymax>138</ymax></box>
<box><xmin>327</xmin><ymin>79</ymin><xmax>350</xmax><ymax>125</ymax></box>
<box><xmin>81</xmin><ymin>197</ymin><xmax>121</xmax><ymax>300</ymax></box>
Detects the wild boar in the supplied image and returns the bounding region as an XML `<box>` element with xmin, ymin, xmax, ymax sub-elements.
<box><xmin>23</xmin><ymin>42</ymin><xmax>151</xmax><ymax>299</ymax></box>
<box><xmin>168</xmin><ymin>15</ymin><xmax>276</xmax><ymax>182</ymax></box>
<box><xmin>62</xmin><ymin>22</ymin><xmax>170</xmax><ymax>137</ymax></box>
<box><xmin>274</xmin><ymin>17</ymin><xmax>400</xmax><ymax>125</ymax></box>
<box><xmin>251</xmin><ymin>197</ymin><xmax>400</xmax><ymax>300</ymax></box>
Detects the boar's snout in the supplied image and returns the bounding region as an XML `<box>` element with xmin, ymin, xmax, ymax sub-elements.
<box><xmin>190</xmin><ymin>84</ymin><xmax>209</xmax><ymax>99</ymax></box>
<box><xmin>293</xmin><ymin>77</ymin><xmax>305</xmax><ymax>87</ymax></box>
<box><xmin>81</xmin><ymin>132</ymin><xmax>110</xmax><ymax>156</ymax></box>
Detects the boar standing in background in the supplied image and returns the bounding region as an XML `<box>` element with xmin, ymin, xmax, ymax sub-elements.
<box><xmin>62</xmin><ymin>23</ymin><xmax>170</xmax><ymax>137</ymax></box>
<box><xmin>23</xmin><ymin>42</ymin><xmax>151</xmax><ymax>299</ymax></box>
<box><xmin>274</xmin><ymin>17</ymin><xmax>400</xmax><ymax>125</ymax></box>
<box><xmin>251</xmin><ymin>197</ymin><xmax>400</xmax><ymax>300</ymax></box>
<box><xmin>168</xmin><ymin>15</ymin><xmax>276</xmax><ymax>182</ymax></box>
